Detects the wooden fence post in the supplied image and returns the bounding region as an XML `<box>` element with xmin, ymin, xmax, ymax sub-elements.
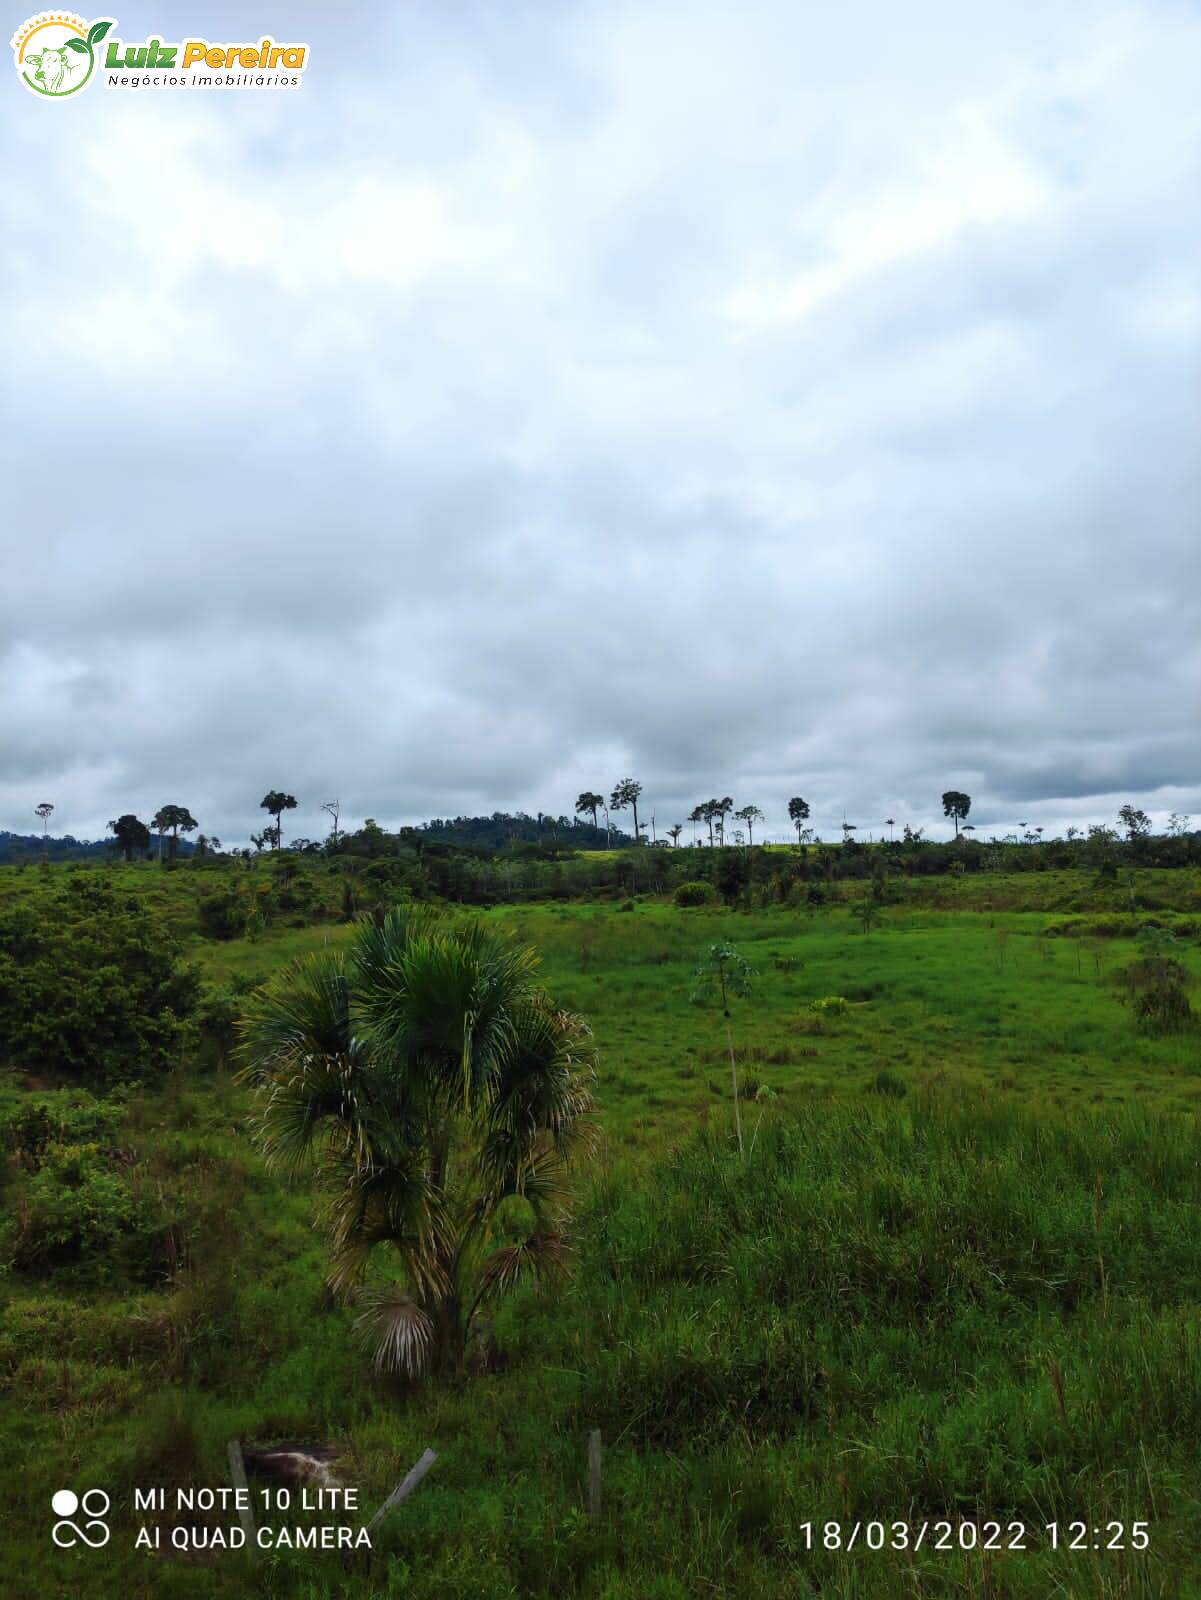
<box><xmin>366</xmin><ymin>1448</ymin><xmax>438</xmax><ymax>1536</ymax></box>
<box><xmin>227</xmin><ymin>1439</ymin><xmax>258</xmax><ymax>1556</ymax></box>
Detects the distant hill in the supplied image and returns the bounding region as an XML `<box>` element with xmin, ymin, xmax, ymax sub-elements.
<box><xmin>0</xmin><ymin>830</ymin><xmax>194</xmax><ymax>865</ymax></box>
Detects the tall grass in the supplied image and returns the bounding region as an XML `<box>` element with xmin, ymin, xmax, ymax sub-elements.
<box><xmin>6</xmin><ymin>1093</ymin><xmax>1201</xmax><ymax>1596</ymax></box>
<box><xmin>5</xmin><ymin>874</ymin><xmax>1201</xmax><ymax>1596</ymax></box>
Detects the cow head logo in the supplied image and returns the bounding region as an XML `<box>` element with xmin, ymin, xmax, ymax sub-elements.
<box><xmin>11</xmin><ymin>13</ymin><xmax>113</xmax><ymax>98</ymax></box>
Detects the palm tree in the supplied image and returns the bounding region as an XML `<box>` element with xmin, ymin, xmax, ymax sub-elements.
<box><xmin>237</xmin><ymin>910</ymin><xmax>596</xmax><ymax>1376</ymax></box>
<box><xmin>667</xmin><ymin>824</ymin><xmax>683</xmax><ymax>848</ymax></box>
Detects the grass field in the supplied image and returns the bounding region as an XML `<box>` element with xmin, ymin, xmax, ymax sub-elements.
<box><xmin>2</xmin><ymin>864</ymin><xmax>1200</xmax><ymax>1597</ymax></box>
<box><xmin>191</xmin><ymin>890</ymin><xmax>1201</xmax><ymax>1137</ymax></box>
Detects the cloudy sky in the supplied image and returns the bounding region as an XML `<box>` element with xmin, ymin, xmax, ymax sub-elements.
<box><xmin>2</xmin><ymin>0</ymin><xmax>1198</xmax><ymax>846</ymax></box>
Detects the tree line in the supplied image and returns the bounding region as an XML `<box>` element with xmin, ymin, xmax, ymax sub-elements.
<box><xmin>8</xmin><ymin>788</ymin><xmax>1193</xmax><ymax>868</ymax></box>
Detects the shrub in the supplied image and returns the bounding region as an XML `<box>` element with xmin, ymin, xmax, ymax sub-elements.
<box><xmin>6</xmin><ymin>1142</ymin><xmax>139</xmax><ymax>1267</ymax></box>
<box><xmin>809</xmin><ymin>995</ymin><xmax>848</xmax><ymax>1015</ymax></box>
<box><xmin>674</xmin><ymin>881</ymin><xmax>716</xmax><ymax>907</ymax></box>
<box><xmin>1</xmin><ymin>1090</ymin><xmax>124</xmax><ymax>1166</ymax></box>
<box><xmin>868</xmin><ymin>1068</ymin><xmax>907</xmax><ymax>1097</ymax></box>
<box><xmin>1114</xmin><ymin>929</ymin><xmax>1194</xmax><ymax>1033</ymax></box>
<box><xmin>192</xmin><ymin>982</ymin><xmax>245</xmax><ymax>1068</ymax></box>
<box><xmin>196</xmin><ymin>887</ymin><xmax>246</xmax><ymax>940</ymax></box>
<box><xmin>0</xmin><ymin>880</ymin><xmax>197</xmax><ymax>1087</ymax></box>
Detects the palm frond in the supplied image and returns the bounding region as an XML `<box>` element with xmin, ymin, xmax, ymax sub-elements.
<box><xmin>323</xmin><ymin>1161</ymin><xmax>451</xmax><ymax>1300</ymax></box>
<box><xmin>236</xmin><ymin>952</ymin><xmax>352</xmax><ymax>1081</ymax></box>
<box><xmin>358</xmin><ymin>920</ymin><xmax>536</xmax><ymax>1109</ymax></box>
<box><xmin>511</xmin><ymin>1145</ymin><xmax>573</xmax><ymax>1215</ymax></box>
<box><xmin>475</xmin><ymin>1229</ymin><xmax>573</xmax><ymax>1304</ymax></box>
<box><xmin>354</xmin><ymin>1285</ymin><xmax>435</xmax><ymax>1376</ymax></box>
<box><xmin>483</xmin><ymin>1000</ymin><xmax>597</xmax><ymax>1162</ymax></box>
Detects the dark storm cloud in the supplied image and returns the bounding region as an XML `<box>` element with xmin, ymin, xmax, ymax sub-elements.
<box><xmin>1</xmin><ymin>0</ymin><xmax>1198</xmax><ymax>846</ymax></box>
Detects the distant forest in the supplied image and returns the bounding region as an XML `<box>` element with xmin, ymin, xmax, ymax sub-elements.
<box><xmin>0</xmin><ymin>812</ymin><xmax>629</xmax><ymax>864</ymax></box>
<box><xmin>0</xmin><ymin>830</ymin><xmax>195</xmax><ymax>864</ymax></box>
<box><xmin>419</xmin><ymin>813</ymin><xmax>632</xmax><ymax>851</ymax></box>
<box><xmin>2</xmin><ymin>796</ymin><xmax>1196</xmax><ymax>871</ymax></box>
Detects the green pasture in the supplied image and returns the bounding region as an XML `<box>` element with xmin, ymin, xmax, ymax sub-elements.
<box><xmin>2</xmin><ymin>865</ymin><xmax>1200</xmax><ymax>1597</ymax></box>
<box><xmin>189</xmin><ymin>895</ymin><xmax>1201</xmax><ymax>1142</ymax></box>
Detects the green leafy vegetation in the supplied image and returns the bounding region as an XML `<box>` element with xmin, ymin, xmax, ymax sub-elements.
<box><xmin>1</xmin><ymin>854</ymin><xmax>1199</xmax><ymax>1595</ymax></box>
<box><xmin>237</xmin><ymin>911</ymin><xmax>596</xmax><ymax>1375</ymax></box>
<box><xmin>0</xmin><ymin>878</ymin><xmax>197</xmax><ymax>1087</ymax></box>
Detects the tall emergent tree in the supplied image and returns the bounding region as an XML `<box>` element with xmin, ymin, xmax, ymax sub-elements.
<box><xmin>787</xmin><ymin>796</ymin><xmax>810</xmax><ymax>844</ymax></box>
<box><xmin>713</xmin><ymin>797</ymin><xmax>733</xmax><ymax>847</ymax></box>
<box><xmin>1117</xmin><ymin>804</ymin><xmax>1152</xmax><ymax>840</ymax></box>
<box><xmin>941</xmin><ymin>790</ymin><xmax>972</xmax><ymax>838</ymax></box>
<box><xmin>575</xmin><ymin>791</ymin><xmax>604</xmax><ymax>838</ymax></box>
<box><xmin>322</xmin><ymin>799</ymin><xmax>342</xmax><ymax>844</ymax></box>
<box><xmin>154</xmin><ymin>804</ymin><xmax>198</xmax><ymax>863</ymax></box>
<box><xmin>107</xmin><ymin>813</ymin><xmax>151</xmax><ymax>862</ymax></box>
<box><xmin>260</xmin><ymin>791</ymin><xmax>297</xmax><ymax>849</ymax></box>
<box><xmin>34</xmin><ymin>802</ymin><xmax>54</xmax><ymax>842</ymax></box>
<box><xmin>735</xmin><ymin>805</ymin><xmax>764</xmax><ymax>848</ymax></box>
<box><xmin>238</xmin><ymin>911</ymin><xmax>596</xmax><ymax>1376</ymax></box>
<box><xmin>610</xmin><ymin>779</ymin><xmax>643</xmax><ymax>845</ymax></box>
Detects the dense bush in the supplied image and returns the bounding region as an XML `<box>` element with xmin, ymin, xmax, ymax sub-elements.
<box><xmin>0</xmin><ymin>880</ymin><xmax>197</xmax><ymax>1086</ymax></box>
<box><xmin>4</xmin><ymin>1141</ymin><xmax>141</xmax><ymax>1268</ymax></box>
<box><xmin>1113</xmin><ymin>929</ymin><xmax>1195</xmax><ymax>1033</ymax></box>
<box><xmin>192</xmin><ymin>981</ymin><xmax>248</xmax><ymax>1068</ymax></box>
<box><xmin>196</xmin><ymin>886</ymin><xmax>246</xmax><ymax>940</ymax></box>
<box><xmin>0</xmin><ymin>1088</ymin><xmax>124</xmax><ymax>1164</ymax></box>
<box><xmin>674</xmin><ymin>880</ymin><xmax>717</xmax><ymax>907</ymax></box>
<box><xmin>0</xmin><ymin>1088</ymin><xmax>172</xmax><ymax>1277</ymax></box>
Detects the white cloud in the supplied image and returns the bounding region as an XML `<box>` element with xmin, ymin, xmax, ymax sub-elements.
<box><xmin>0</xmin><ymin>0</ymin><xmax>1198</xmax><ymax>846</ymax></box>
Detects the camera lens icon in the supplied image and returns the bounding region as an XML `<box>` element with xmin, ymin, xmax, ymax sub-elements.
<box><xmin>52</xmin><ymin>1487</ymin><xmax>110</xmax><ymax>1549</ymax></box>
